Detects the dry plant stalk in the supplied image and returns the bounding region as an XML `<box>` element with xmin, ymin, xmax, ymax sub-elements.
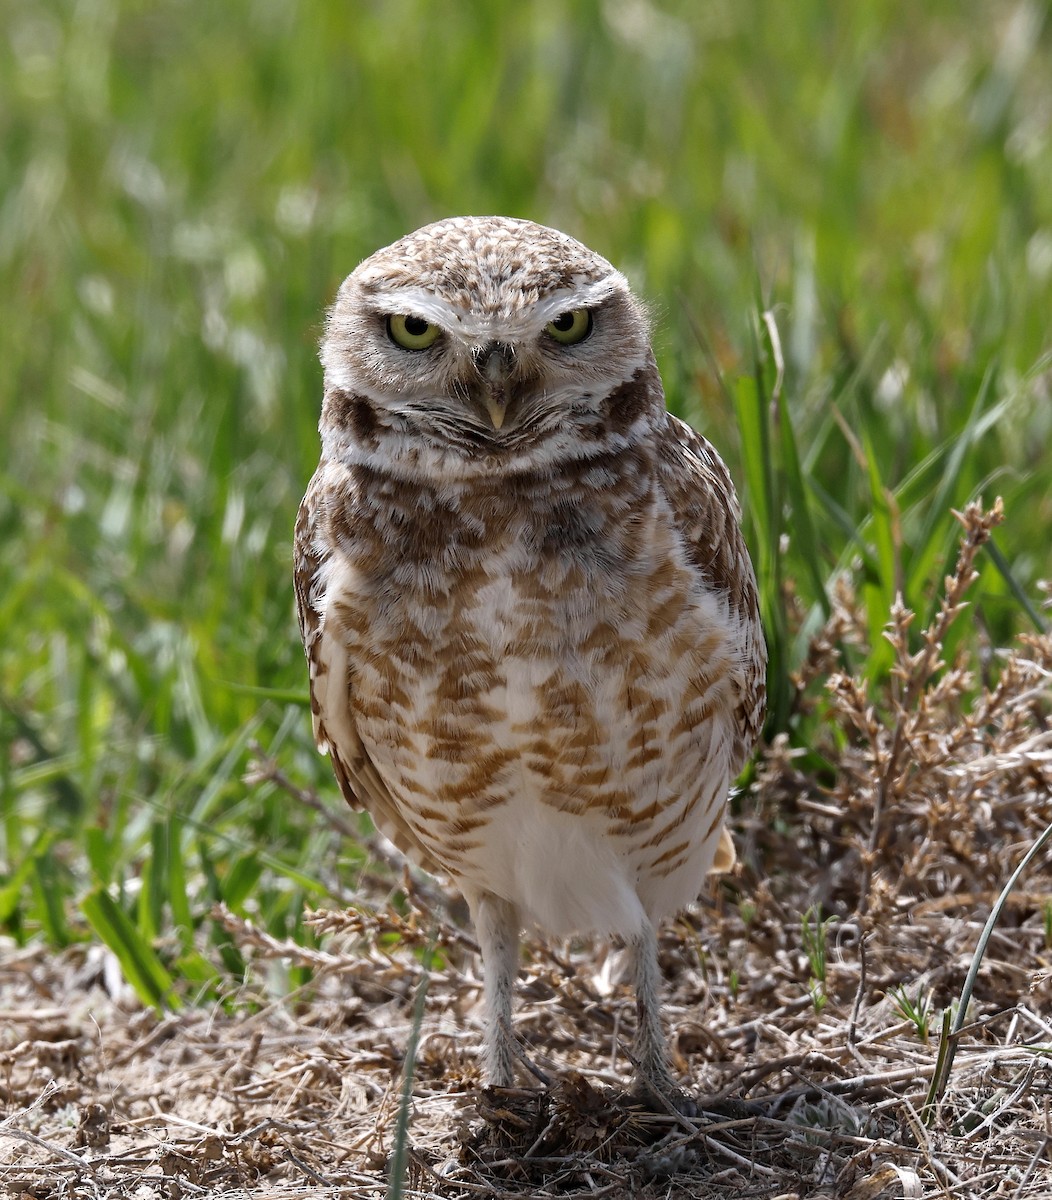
<box><xmin>802</xmin><ymin>499</ymin><xmax>1052</xmax><ymax>924</ymax></box>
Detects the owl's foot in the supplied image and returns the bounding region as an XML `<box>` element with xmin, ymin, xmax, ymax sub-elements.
<box><xmin>632</xmin><ymin>1071</ymin><xmax>701</xmax><ymax>1119</ymax></box>
<box><xmin>481</xmin><ymin>1014</ymin><xmax>517</xmax><ymax>1090</ymax></box>
<box><xmin>482</xmin><ymin>1014</ymin><xmax>552</xmax><ymax>1089</ymax></box>
<box><xmin>628</xmin><ymin>1034</ymin><xmax>700</xmax><ymax>1117</ymax></box>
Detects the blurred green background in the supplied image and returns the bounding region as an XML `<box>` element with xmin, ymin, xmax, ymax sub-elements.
<box><xmin>2</xmin><ymin>0</ymin><xmax>1050</xmax><ymax>998</ymax></box>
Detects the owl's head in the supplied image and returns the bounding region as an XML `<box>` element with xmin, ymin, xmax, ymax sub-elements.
<box><xmin>319</xmin><ymin>216</ymin><xmax>663</xmax><ymax>474</ymax></box>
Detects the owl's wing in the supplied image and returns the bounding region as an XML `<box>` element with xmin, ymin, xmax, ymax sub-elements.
<box><xmin>657</xmin><ymin>413</ymin><xmax>767</xmax><ymax>783</ymax></box>
<box><xmin>294</xmin><ymin>472</ymin><xmax>437</xmax><ymax>869</ymax></box>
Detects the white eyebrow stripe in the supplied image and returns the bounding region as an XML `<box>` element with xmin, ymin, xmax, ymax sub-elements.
<box><xmin>364</xmin><ymin>274</ymin><xmax>627</xmax><ymax>342</ymax></box>
<box><xmin>366</xmin><ymin>289</ymin><xmax>468</xmax><ymax>326</ymax></box>
<box><xmin>532</xmin><ymin>276</ymin><xmax>626</xmax><ymax>320</ymax></box>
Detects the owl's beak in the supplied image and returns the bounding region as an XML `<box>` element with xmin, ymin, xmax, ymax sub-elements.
<box><xmin>475</xmin><ymin>342</ymin><xmax>514</xmax><ymax>430</ymax></box>
<box><xmin>484</xmin><ymin>394</ymin><xmax>508</xmax><ymax>430</ymax></box>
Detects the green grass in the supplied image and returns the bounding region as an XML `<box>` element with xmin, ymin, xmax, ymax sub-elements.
<box><xmin>2</xmin><ymin>0</ymin><xmax>1050</xmax><ymax>1001</ymax></box>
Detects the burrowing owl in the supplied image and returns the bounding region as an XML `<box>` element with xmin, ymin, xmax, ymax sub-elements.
<box><xmin>294</xmin><ymin>216</ymin><xmax>766</xmax><ymax>1105</ymax></box>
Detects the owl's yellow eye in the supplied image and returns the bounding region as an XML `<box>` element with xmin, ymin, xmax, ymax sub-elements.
<box><xmin>545</xmin><ymin>308</ymin><xmax>593</xmax><ymax>345</ymax></box>
<box><xmin>387</xmin><ymin>314</ymin><xmax>441</xmax><ymax>350</ymax></box>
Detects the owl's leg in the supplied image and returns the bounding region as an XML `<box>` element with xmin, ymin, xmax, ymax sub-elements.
<box><xmin>628</xmin><ymin>921</ymin><xmax>686</xmax><ymax>1105</ymax></box>
<box><xmin>469</xmin><ymin>890</ymin><xmax>521</xmax><ymax>1088</ymax></box>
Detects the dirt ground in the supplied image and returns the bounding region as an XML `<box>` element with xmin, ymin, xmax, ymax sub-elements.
<box><xmin>1</xmin><ymin>863</ymin><xmax>1050</xmax><ymax>1200</ymax></box>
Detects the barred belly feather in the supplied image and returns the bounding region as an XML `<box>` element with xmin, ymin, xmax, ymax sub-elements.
<box><xmin>313</xmin><ymin>466</ymin><xmax>741</xmax><ymax>937</ymax></box>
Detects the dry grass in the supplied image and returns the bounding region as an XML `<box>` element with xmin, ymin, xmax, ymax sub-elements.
<box><xmin>2</xmin><ymin>500</ymin><xmax>1050</xmax><ymax>1198</ymax></box>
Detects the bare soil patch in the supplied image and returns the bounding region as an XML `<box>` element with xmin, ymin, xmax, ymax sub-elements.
<box><xmin>1</xmin><ymin>865</ymin><xmax>1049</xmax><ymax>1199</ymax></box>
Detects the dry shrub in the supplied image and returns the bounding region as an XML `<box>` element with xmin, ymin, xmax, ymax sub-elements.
<box><xmin>755</xmin><ymin>499</ymin><xmax>1051</xmax><ymax>941</ymax></box>
<box><xmin>739</xmin><ymin>497</ymin><xmax>1050</xmax><ymax>997</ymax></box>
<box><xmin>812</xmin><ymin>499</ymin><xmax>1051</xmax><ymax>921</ymax></box>
<box><xmin>683</xmin><ymin>497</ymin><xmax>1052</xmax><ymax>1197</ymax></box>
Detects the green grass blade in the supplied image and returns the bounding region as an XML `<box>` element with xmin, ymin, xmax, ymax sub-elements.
<box><xmin>388</xmin><ymin>936</ymin><xmax>435</xmax><ymax>1200</ymax></box>
<box><xmin>935</xmin><ymin>818</ymin><xmax>1052</xmax><ymax>1100</ymax></box>
<box><xmin>223</xmin><ymin>855</ymin><xmax>264</xmax><ymax>911</ymax></box>
<box><xmin>174</xmin><ymin>951</ymin><xmax>222</xmax><ymax>994</ymax></box>
<box><xmin>30</xmin><ymin>848</ymin><xmax>71</xmax><ymax>947</ymax></box>
<box><xmin>0</xmin><ymin>832</ymin><xmax>52</xmax><ymax>928</ymax></box>
<box><xmin>860</xmin><ymin>429</ymin><xmax>899</xmax><ymax>678</ymax></box>
<box><xmin>776</xmin><ymin>385</ymin><xmax>831</xmax><ymax>620</ymax></box>
<box><xmin>139</xmin><ymin>819</ymin><xmax>168</xmax><ymax>943</ymax></box>
<box><xmin>984</xmin><ymin>537</ymin><xmax>1048</xmax><ymax>633</ymax></box>
<box><xmin>166</xmin><ymin>814</ymin><xmax>195</xmax><ymax>951</ymax></box>
<box><xmin>213</xmin><ymin>681</ymin><xmax>311</xmax><ymax>705</ymax></box>
<box><xmin>84</xmin><ymin>826</ymin><xmax>115</xmax><ymax>886</ymax></box>
<box><xmin>81</xmin><ymin>886</ymin><xmax>181</xmax><ymax>1011</ymax></box>
<box><xmin>734</xmin><ymin>370</ymin><xmax>789</xmax><ymax>730</ymax></box>
<box><xmin>905</xmin><ymin>363</ymin><xmax>999</xmax><ymax>606</ymax></box>
<box><xmin>733</xmin><ymin>374</ymin><xmax>774</xmax><ymax>568</ymax></box>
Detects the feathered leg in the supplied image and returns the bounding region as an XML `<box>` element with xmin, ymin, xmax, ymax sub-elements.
<box><xmin>469</xmin><ymin>890</ymin><xmax>521</xmax><ymax>1087</ymax></box>
<box><xmin>628</xmin><ymin>921</ymin><xmax>684</xmax><ymax>1104</ymax></box>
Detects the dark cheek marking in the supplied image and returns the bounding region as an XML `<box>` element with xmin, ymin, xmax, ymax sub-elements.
<box><xmin>326</xmin><ymin>388</ymin><xmax>382</xmax><ymax>448</ymax></box>
<box><xmin>602</xmin><ymin>369</ymin><xmax>652</xmax><ymax>433</ymax></box>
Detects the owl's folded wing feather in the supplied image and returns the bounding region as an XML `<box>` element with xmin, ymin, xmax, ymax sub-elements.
<box><xmin>657</xmin><ymin>413</ymin><xmax>768</xmax><ymax>782</ymax></box>
<box><xmin>294</xmin><ymin>477</ymin><xmax>438</xmax><ymax>870</ymax></box>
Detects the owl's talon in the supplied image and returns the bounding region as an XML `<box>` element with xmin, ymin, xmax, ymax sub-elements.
<box><xmin>634</xmin><ymin>1082</ymin><xmax>702</xmax><ymax>1119</ymax></box>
